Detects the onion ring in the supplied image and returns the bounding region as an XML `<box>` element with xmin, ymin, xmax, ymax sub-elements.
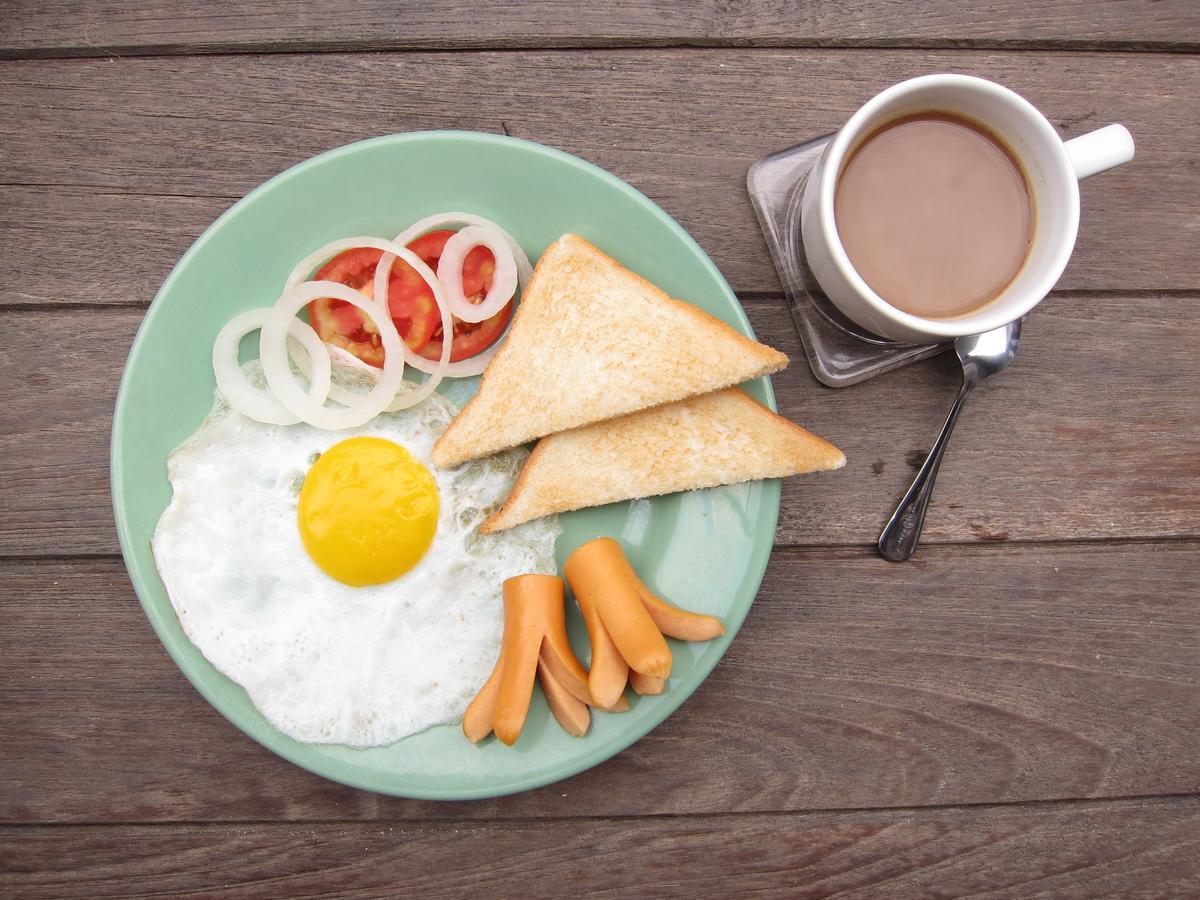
<box><xmin>370</xmin><ymin>244</ymin><xmax>452</xmax><ymax>408</ymax></box>
<box><xmin>280</xmin><ymin>234</ymin><xmax>452</xmax><ymax>410</ymax></box>
<box><xmin>436</xmin><ymin>225</ymin><xmax>519</xmax><ymax>323</ymax></box>
<box><xmin>288</xmin><ymin>344</ymin><xmax>442</xmax><ymax>416</ymax></box>
<box><xmin>217</xmin><ymin>214</ymin><xmax>530</xmax><ymax>430</ymax></box>
<box><xmin>393</xmin><ymin>213</ymin><xmax>531</xmax><ymax>377</ymax></box>
<box><xmin>284</xmin><ymin>234</ymin><xmax>454</xmax><ymax>402</ymax></box>
<box><xmin>272</xmin><ymin>217</ymin><xmax>525</xmax><ymax>406</ymax></box>
<box><xmin>400</xmin><ymin>335</ymin><xmax>501</xmax><ymax>378</ymax></box>
<box><xmin>282</xmin><ymin>236</ymin><xmax>411</xmax><ymax>293</ymax></box>
<box><xmin>287</xmin><ymin>238</ymin><xmax>454</xmax><ymax>413</ymax></box>
<box><xmin>213</xmin><ymin>308</ymin><xmax>331</xmax><ymax>425</ymax></box>
<box><xmin>260</xmin><ymin>281</ymin><xmax>405</xmax><ymax>430</ymax></box>
<box><xmin>393</xmin><ymin>212</ymin><xmax>533</xmax><ymax>284</ymax></box>
<box><xmin>288</xmin><ymin>341</ymin><xmax>376</xmax><ymax>409</ymax></box>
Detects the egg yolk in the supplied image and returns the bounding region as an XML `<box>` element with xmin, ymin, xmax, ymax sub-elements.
<box><xmin>297</xmin><ymin>436</ymin><xmax>439</xmax><ymax>587</ymax></box>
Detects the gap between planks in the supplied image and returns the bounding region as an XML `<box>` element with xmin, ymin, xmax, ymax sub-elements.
<box><xmin>4</xmin><ymin>790</ymin><xmax>1199</xmax><ymax>831</ymax></box>
<box><xmin>3</xmin><ymin>38</ymin><xmax>1200</xmax><ymax>63</ymax></box>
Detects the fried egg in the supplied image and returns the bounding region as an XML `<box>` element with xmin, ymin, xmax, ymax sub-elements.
<box><xmin>152</xmin><ymin>355</ymin><xmax>560</xmax><ymax>748</ymax></box>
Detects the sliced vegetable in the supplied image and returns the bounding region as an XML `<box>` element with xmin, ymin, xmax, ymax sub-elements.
<box><xmin>415</xmin><ymin>302</ymin><xmax>514</xmax><ymax>369</ymax></box>
<box><xmin>213</xmin><ymin>308</ymin><xmax>331</xmax><ymax>426</ymax></box>
<box><xmin>288</xmin><ymin>223</ymin><xmax>517</xmax><ymax>370</ymax></box>
<box><xmin>292</xmin><ymin>237</ymin><xmax>456</xmax><ymax>403</ymax></box>
<box><xmin>284</xmin><ymin>236</ymin><xmax>409</xmax><ymax>293</ymax></box>
<box><xmin>393</xmin><ymin>212</ymin><xmax>535</xmax><ymax>286</ymax></box>
<box><xmin>213</xmin><ymin>214</ymin><xmax>526</xmax><ymax>430</ymax></box>
<box><xmin>371</xmin><ymin>235</ymin><xmax>504</xmax><ymax>378</ymax></box>
<box><xmin>306</xmin><ymin>246</ymin><xmax>440</xmax><ymax>364</ymax></box>
<box><xmin>407</xmin><ymin>229</ymin><xmax>497</xmax><ymax>304</ymax></box>
<box><xmin>394</xmin><ymin>213</ymin><xmax>533</xmax><ymax>376</ymax></box>
<box><xmin>437</xmin><ymin>224</ymin><xmax>519</xmax><ymax>323</ymax></box>
<box><xmin>259</xmin><ymin>280</ymin><xmax>406</xmax><ymax>430</ymax></box>
<box><xmin>366</xmin><ymin>243</ymin><xmax>453</xmax><ymax>412</ymax></box>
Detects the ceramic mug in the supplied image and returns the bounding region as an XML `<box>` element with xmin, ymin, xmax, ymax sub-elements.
<box><xmin>800</xmin><ymin>74</ymin><xmax>1135</xmax><ymax>343</ymax></box>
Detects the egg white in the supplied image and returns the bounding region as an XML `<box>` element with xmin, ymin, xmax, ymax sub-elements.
<box><xmin>152</xmin><ymin>356</ymin><xmax>560</xmax><ymax>748</ymax></box>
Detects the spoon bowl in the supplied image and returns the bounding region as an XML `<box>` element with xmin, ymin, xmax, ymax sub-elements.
<box><xmin>956</xmin><ymin>320</ymin><xmax>1023</xmax><ymax>383</ymax></box>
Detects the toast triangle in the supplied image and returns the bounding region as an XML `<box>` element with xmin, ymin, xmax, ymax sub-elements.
<box><xmin>481</xmin><ymin>387</ymin><xmax>845</xmax><ymax>532</ymax></box>
<box><xmin>432</xmin><ymin>234</ymin><xmax>787</xmax><ymax>469</ymax></box>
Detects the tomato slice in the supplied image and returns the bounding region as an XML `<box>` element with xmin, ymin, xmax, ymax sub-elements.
<box><xmin>313</xmin><ymin>246</ymin><xmax>380</xmax><ymax>292</ymax></box>
<box><xmin>388</xmin><ymin>278</ymin><xmax>438</xmax><ymax>351</ymax></box>
<box><xmin>418</xmin><ymin>300</ymin><xmax>514</xmax><ymax>364</ymax></box>
<box><xmin>407</xmin><ymin>230</ymin><xmax>496</xmax><ymax>297</ymax></box>
<box><xmin>305</xmin><ymin>232</ymin><xmax>514</xmax><ymax>369</ymax></box>
<box><xmin>307</xmin><ymin>248</ymin><xmax>440</xmax><ymax>366</ymax></box>
<box><xmin>406</xmin><ymin>230</ymin><xmax>453</xmax><ymax>266</ymax></box>
<box><xmin>407</xmin><ymin>230</ymin><xmax>513</xmax><ymax>362</ymax></box>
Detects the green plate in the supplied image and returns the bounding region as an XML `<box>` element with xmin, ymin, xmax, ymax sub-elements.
<box><xmin>111</xmin><ymin>131</ymin><xmax>780</xmax><ymax>799</ymax></box>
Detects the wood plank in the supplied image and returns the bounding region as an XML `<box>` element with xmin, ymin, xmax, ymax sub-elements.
<box><xmin>3</xmin><ymin>293</ymin><xmax>1196</xmax><ymax>557</ymax></box>
<box><xmin>1</xmin><ymin>0</ymin><xmax>1197</xmax><ymax>57</ymax></box>
<box><xmin>2</xmin><ymin>801</ymin><xmax>1199</xmax><ymax>897</ymax></box>
<box><xmin>0</xmin><ymin>49</ymin><xmax>1194</xmax><ymax>299</ymax></box>
<box><xmin>3</xmin><ymin>545</ymin><xmax>1196</xmax><ymax>823</ymax></box>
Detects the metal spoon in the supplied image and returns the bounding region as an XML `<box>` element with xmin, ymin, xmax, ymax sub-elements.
<box><xmin>877</xmin><ymin>319</ymin><xmax>1023</xmax><ymax>562</ymax></box>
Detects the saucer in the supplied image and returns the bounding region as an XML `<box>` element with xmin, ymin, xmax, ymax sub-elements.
<box><xmin>747</xmin><ymin>134</ymin><xmax>947</xmax><ymax>387</ymax></box>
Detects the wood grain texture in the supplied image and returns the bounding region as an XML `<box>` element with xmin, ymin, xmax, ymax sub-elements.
<box><xmin>2</xmin><ymin>801</ymin><xmax>1199</xmax><ymax>898</ymax></box>
<box><xmin>3</xmin><ymin>293</ymin><xmax>1196</xmax><ymax>557</ymax></box>
<box><xmin>3</xmin><ymin>19</ymin><xmax>1198</xmax><ymax>888</ymax></box>
<box><xmin>1</xmin><ymin>0</ymin><xmax>1197</xmax><ymax>57</ymax></box>
<box><xmin>3</xmin><ymin>544</ymin><xmax>1196</xmax><ymax>824</ymax></box>
<box><xmin>0</xmin><ymin>49</ymin><xmax>1195</xmax><ymax>302</ymax></box>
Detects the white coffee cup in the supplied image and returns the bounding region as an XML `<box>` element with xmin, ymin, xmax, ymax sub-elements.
<box><xmin>800</xmin><ymin>74</ymin><xmax>1134</xmax><ymax>343</ymax></box>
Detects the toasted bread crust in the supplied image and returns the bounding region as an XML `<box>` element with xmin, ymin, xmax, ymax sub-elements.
<box><xmin>432</xmin><ymin>234</ymin><xmax>787</xmax><ymax>469</ymax></box>
<box><xmin>480</xmin><ymin>388</ymin><xmax>845</xmax><ymax>533</ymax></box>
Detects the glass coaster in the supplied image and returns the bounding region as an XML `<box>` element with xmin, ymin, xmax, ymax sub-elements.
<box><xmin>747</xmin><ymin>134</ymin><xmax>948</xmax><ymax>387</ymax></box>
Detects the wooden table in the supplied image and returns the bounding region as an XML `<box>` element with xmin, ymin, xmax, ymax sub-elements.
<box><xmin>3</xmin><ymin>3</ymin><xmax>1199</xmax><ymax>895</ymax></box>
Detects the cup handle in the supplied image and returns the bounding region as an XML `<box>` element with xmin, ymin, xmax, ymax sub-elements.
<box><xmin>1064</xmin><ymin>124</ymin><xmax>1135</xmax><ymax>180</ymax></box>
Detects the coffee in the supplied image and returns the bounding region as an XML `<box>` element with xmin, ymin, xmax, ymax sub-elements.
<box><xmin>834</xmin><ymin>112</ymin><xmax>1033</xmax><ymax>319</ymax></box>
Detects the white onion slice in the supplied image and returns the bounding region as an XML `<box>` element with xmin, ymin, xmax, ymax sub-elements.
<box><xmin>260</xmin><ymin>281</ymin><xmax>405</xmax><ymax>430</ymax></box>
<box><xmin>436</xmin><ymin>225</ymin><xmax>519</xmax><ymax>323</ymax></box>
<box><xmin>288</xmin><ymin>343</ymin><xmax>444</xmax><ymax>415</ymax></box>
<box><xmin>392</xmin><ymin>213</ymin><xmax>531</xmax><ymax>377</ymax></box>
<box><xmin>285</xmin><ymin>344</ymin><xmax>453</xmax><ymax>413</ymax></box>
<box><xmin>400</xmin><ymin>334</ymin><xmax>501</xmax><ymax>378</ymax></box>
<box><xmin>213</xmin><ymin>308</ymin><xmax>331</xmax><ymax>425</ymax></box>
<box><xmin>370</xmin><ymin>245</ymin><xmax>452</xmax><ymax>409</ymax></box>
<box><xmin>288</xmin><ymin>340</ymin><xmax>375</xmax><ymax>409</ymax></box>
<box><xmin>280</xmin><ymin>234</ymin><xmax>451</xmax><ymax>410</ymax></box>
<box><xmin>286</xmin><ymin>241</ymin><xmax>455</xmax><ymax>412</ymax></box>
<box><xmin>283</xmin><ymin>236</ymin><xmax>410</xmax><ymax>292</ymax></box>
<box><xmin>393</xmin><ymin>212</ymin><xmax>534</xmax><ymax>284</ymax></box>
<box><xmin>282</xmin><ymin>233</ymin><xmax>453</xmax><ymax>399</ymax></box>
<box><xmin>279</xmin><ymin>217</ymin><xmax>527</xmax><ymax>391</ymax></box>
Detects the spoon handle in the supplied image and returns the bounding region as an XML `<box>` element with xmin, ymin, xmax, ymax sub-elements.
<box><xmin>877</xmin><ymin>378</ymin><xmax>976</xmax><ymax>562</ymax></box>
